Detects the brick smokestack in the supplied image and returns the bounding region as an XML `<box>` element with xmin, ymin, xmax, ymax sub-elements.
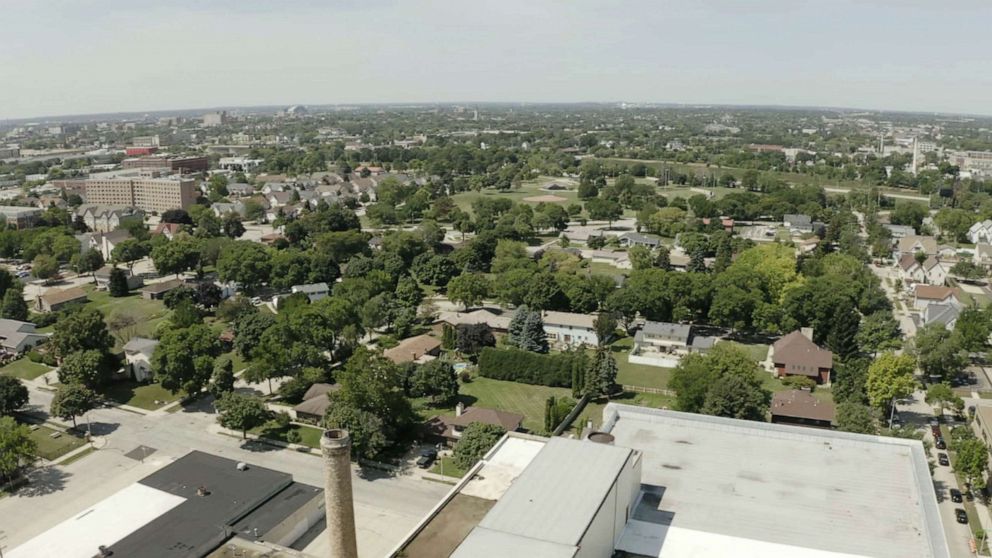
<box><xmin>321</xmin><ymin>429</ymin><xmax>358</xmax><ymax>558</ymax></box>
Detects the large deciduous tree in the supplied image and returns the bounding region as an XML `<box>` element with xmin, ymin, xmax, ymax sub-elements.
<box><xmin>0</xmin><ymin>376</ymin><xmax>29</xmax><ymax>416</ymax></box>
<box><xmin>50</xmin><ymin>383</ymin><xmax>99</xmax><ymax>428</ymax></box>
<box><xmin>0</xmin><ymin>416</ymin><xmax>36</xmax><ymax>483</ymax></box>
<box><xmin>452</xmin><ymin>422</ymin><xmax>506</xmax><ymax>469</ymax></box>
<box><xmin>865</xmin><ymin>352</ymin><xmax>917</xmax><ymax>410</ymax></box>
<box><xmin>217</xmin><ymin>241</ymin><xmax>272</xmax><ymax>294</ymax></box>
<box><xmin>50</xmin><ymin>308</ymin><xmax>113</xmax><ymax>360</ymax></box>
<box><xmin>446</xmin><ymin>272</ymin><xmax>490</xmax><ymax>310</ymax></box>
<box><xmin>152</xmin><ymin>324</ymin><xmax>221</xmax><ymax>396</ymax></box>
<box><xmin>215</xmin><ymin>392</ymin><xmax>270</xmax><ymax>439</ymax></box>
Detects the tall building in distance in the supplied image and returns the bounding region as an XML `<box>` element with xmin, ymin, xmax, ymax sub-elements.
<box><xmin>121</xmin><ymin>154</ymin><xmax>208</xmax><ymax>173</ymax></box>
<box><xmin>202</xmin><ymin>111</ymin><xmax>227</xmax><ymax>127</ymax></box>
<box><xmin>56</xmin><ymin>176</ymin><xmax>198</xmax><ymax>213</ymax></box>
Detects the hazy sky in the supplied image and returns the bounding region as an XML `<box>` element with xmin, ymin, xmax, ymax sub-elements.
<box><xmin>2</xmin><ymin>0</ymin><xmax>991</xmax><ymax>119</ymax></box>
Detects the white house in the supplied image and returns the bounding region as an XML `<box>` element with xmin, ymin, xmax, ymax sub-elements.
<box><xmin>894</xmin><ymin>235</ymin><xmax>938</xmax><ymax>259</ymax></box>
<box><xmin>897</xmin><ymin>253</ymin><xmax>948</xmax><ymax>285</ymax></box>
<box><xmin>924</xmin><ymin>302</ymin><xmax>961</xmax><ymax>331</ymax></box>
<box><xmin>291</xmin><ymin>282</ymin><xmax>329</xmax><ymax>303</ymax></box>
<box><xmin>629</xmin><ymin>321</ymin><xmax>716</xmax><ymax>368</ymax></box>
<box><xmin>912</xmin><ymin>285</ymin><xmax>961</xmax><ymax>311</ymax></box>
<box><xmin>0</xmin><ymin>319</ymin><xmax>48</xmax><ymax>354</ymax></box>
<box><xmin>541</xmin><ymin>311</ymin><xmax>598</xmax><ymax>347</ymax></box>
<box><xmin>123</xmin><ymin>337</ymin><xmax>159</xmax><ymax>382</ymax></box>
<box><xmin>974</xmin><ymin>244</ymin><xmax>992</xmax><ymax>269</ymax></box>
<box><xmin>969</xmin><ymin>220</ymin><xmax>992</xmax><ymax>244</ymax></box>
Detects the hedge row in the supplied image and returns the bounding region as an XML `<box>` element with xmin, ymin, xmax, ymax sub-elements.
<box><xmin>478</xmin><ymin>347</ymin><xmax>587</xmax><ymax>388</ymax></box>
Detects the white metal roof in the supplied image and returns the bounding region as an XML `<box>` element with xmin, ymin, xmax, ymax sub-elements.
<box><xmin>474</xmin><ymin>437</ymin><xmax>633</xmax><ymax>547</ymax></box>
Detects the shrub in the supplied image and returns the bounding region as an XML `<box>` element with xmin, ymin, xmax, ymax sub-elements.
<box><xmin>478</xmin><ymin>347</ymin><xmax>588</xmax><ymax>388</ymax></box>
<box><xmin>781</xmin><ymin>375</ymin><xmax>816</xmax><ymax>392</ymax></box>
<box><xmin>285</xmin><ymin>429</ymin><xmax>303</xmax><ymax>444</ymax></box>
<box><xmin>27</xmin><ymin>351</ymin><xmax>42</xmax><ymax>363</ymax></box>
<box><xmin>459</xmin><ymin>370</ymin><xmax>472</xmax><ymax>383</ymax></box>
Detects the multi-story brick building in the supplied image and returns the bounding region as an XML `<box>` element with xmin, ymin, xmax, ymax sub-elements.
<box><xmin>57</xmin><ymin>177</ymin><xmax>198</xmax><ymax>214</ymax></box>
<box><xmin>121</xmin><ymin>155</ymin><xmax>208</xmax><ymax>173</ymax></box>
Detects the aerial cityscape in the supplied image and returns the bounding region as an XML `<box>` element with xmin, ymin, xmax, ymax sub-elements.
<box><xmin>2</xmin><ymin>2</ymin><xmax>992</xmax><ymax>558</ymax></box>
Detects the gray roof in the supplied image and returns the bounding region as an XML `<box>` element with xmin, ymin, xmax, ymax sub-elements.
<box><xmin>925</xmin><ymin>302</ymin><xmax>960</xmax><ymax>327</ymax></box>
<box><xmin>619</xmin><ymin>232</ymin><xmax>661</xmax><ymax>246</ymax></box>
<box><xmin>123</xmin><ymin>336</ymin><xmax>159</xmax><ymax>355</ymax></box>
<box><xmin>470</xmin><ymin>437</ymin><xmax>633</xmax><ymax>548</ymax></box>
<box><xmin>641</xmin><ymin>321</ymin><xmax>691</xmax><ymax>343</ymax></box>
<box><xmin>691</xmin><ymin>335</ymin><xmax>717</xmax><ymax>350</ymax></box>
<box><xmin>291</xmin><ymin>282</ymin><xmax>329</xmax><ymax>294</ymax></box>
<box><xmin>783</xmin><ymin>213</ymin><xmax>812</xmax><ymax>226</ymax></box>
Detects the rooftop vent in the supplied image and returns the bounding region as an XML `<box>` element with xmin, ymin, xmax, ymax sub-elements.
<box><xmin>586</xmin><ymin>431</ymin><xmax>615</xmax><ymax>445</ymax></box>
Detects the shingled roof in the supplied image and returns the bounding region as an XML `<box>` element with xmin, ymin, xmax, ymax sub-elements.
<box><xmin>772</xmin><ymin>331</ymin><xmax>833</xmax><ymax>377</ymax></box>
<box><xmin>771</xmin><ymin>390</ymin><xmax>836</xmax><ymax>423</ymax></box>
<box><xmin>446</xmin><ymin>406</ymin><xmax>524</xmax><ymax>432</ymax></box>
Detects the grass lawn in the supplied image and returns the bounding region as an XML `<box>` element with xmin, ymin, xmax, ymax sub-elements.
<box><xmin>608</xmin><ymin>337</ymin><xmax>672</xmax><ymax>390</ymax></box>
<box><xmin>584</xmin><ymin>261</ymin><xmax>629</xmax><ymax>280</ymax></box>
<box><xmin>27</xmin><ymin>424</ymin><xmax>86</xmax><ymax>461</ymax></box>
<box><xmin>450</xmin><ymin>176</ymin><xmax>580</xmax><ymax>216</ymax></box>
<box><xmin>724</xmin><ymin>341</ymin><xmax>770</xmax><ymax>363</ymax></box>
<box><xmin>0</xmin><ymin>358</ymin><xmax>52</xmax><ymax>380</ymax></box>
<box><xmin>99</xmin><ymin>381</ymin><xmax>180</xmax><ymax>410</ymax></box>
<box><xmin>252</xmin><ymin>422</ymin><xmax>323</xmax><ymax>449</ymax></box>
<box><xmin>80</xmin><ymin>285</ymin><xmax>171</xmax><ymax>347</ymax></box>
<box><xmin>430</xmin><ymin>456</ymin><xmax>468</xmax><ymax>479</ymax></box>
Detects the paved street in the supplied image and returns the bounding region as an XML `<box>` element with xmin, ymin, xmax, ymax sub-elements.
<box><xmin>869</xmin><ymin>263</ymin><xmax>918</xmax><ymax>338</ymax></box>
<box><xmin>2</xmin><ymin>386</ymin><xmax>448</xmax><ymax>558</ymax></box>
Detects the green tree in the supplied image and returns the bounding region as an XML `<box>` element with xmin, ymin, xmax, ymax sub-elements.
<box><xmin>584</xmin><ymin>347</ymin><xmax>618</xmax><ymax>398</ymax></box>
<box><xmin>446</xmin><ymin>272</ymin><xmax>490</xmax><ymax>309</ymax></box>
<box><xmin>826</xmin><ymin>300</ymin><xmax>860</xmax><ymax>361</ymax></box>
<box><xmin>955</xmin><ymin>438</ymin><xmax>990</xmax><ymax>490</ymax></box>
<box><xmin>925</xmin><ymin>383</ymin><xmax>963</xmax><ymax>416</ymax></box>
<box><xmin>217</xmin><ymin>241</ymin><xmax>272</xmax><ymax>294</ymax></box>
<box><xmin>628</xmin><ymin>245</ymin><xmax>654</xmax><ymax>270</ymax></box>
<box><xmin>452</xmin><ymin>422</ymin><xmax>506</xmax><ymax>469</ymax></box>
<box><xmin>222</xmin><ymin>213</ymin><xmax>246</xmax><ymax>239</ymax></box>
<box><xmin>865</xmin><ymin>352</ymin><xmax>917</xmax><ymax>410</ymax></box>
<box><xmin>854</xmin><ymin>311</ymin><xmax>902</xmax><ymax>356</ymax></box>
<box><xmin>57</xmin><ymin>350</ymin><xmax>110</xmax><ymax>388</ymax></box>
<box><xmin>412</xmin><ymin>360</ymin><xmax>458</xmax><ymax>404</ymax></box>
<box><xmin>71</xmin><ymin>248</ymin><xmax>104</xmax><ymax>280</ymax></box>
<box><xmin>912</xmin><ymin>324</ymin><xmax>967</xmax><ymax>382</ymax></box>
<box><xmin>584</xmin><ymin>198</ymin><xmax>622</xmax><ymax>229</ymax></box>
<box><xmin>50</xmin><ymin>308</ymin><xmax>113</xmax><ymax>360</ymax></box>
<box><xmin>0</xmin><ymin>416</ymin><xmax>36</xmax><ymax>483</ymax></box>
<box><xmin>152</xmin><ymin>324</ymin><xmax>221</xmax><ymax>396</ymax></box>
<box><xmin>210</xmin><ymin>356</ymin><xmax>236</xmax><ymax>398</ymax></box>
<box><xmin>593</xmin><ymin>312</ymin><xmax>618</xmax><ymax>346</ymax></box>
<box><xmin>50</xmin><ymin>383</ymin><xmax>98</xmax><ymax>428</ymax></box>
<box><xmin>0</xmin><ymin>376</ymin><xmax>29</xmax><ymax>416</ymax></box>
<box><xmin>700</xmin><ymin>371</ymin><xmax>770</xmax><ymax>421</ymax></box>
<box><xmin>151</xmin><ymin>234</ymin><xmax>200</xmax><ymax>278</ymax></box>
<box><xmin>670</xmin><ymin>344</ymin><xmax>769</xmax><ymax>416</ymax></box>
<box><xmin>111</xmin><ymin>238</ymin><xmax>149</xmax><ymax>272</ymax></box>
<box><xmin>1</xmin><ymin>288</ymin><xmax>28</xmax><ymax>321</ymax></box>
<box><xmin>108</xmin><ymin>267</ymin><xmax>130</xmax><ymax>297</ymax></box>
<box><xmin>955</xmin><ymin>308</ymin><xmax>991</xmax><ymax>352</ymax></box>
<box><xmin>32</xmin><ymin>253</ymin><xmax>59</xmax><ymax>280</ymax></box>
<box><xmin>836</xmin><ymin>402</ymin><xmax>877</xmax><ymax>434</ymax></box>
<box><xmin>518</xmin><ymin>311</ymin><xmax>549</xmax><ymax>353</ymax></box>
<box><xmin>456</xmin><ymin>323</ymin><xmax>496</xmax><ymax>357</ymax></box>
<box><xmin>215</xmin><ymin>392</ymin><xmax>270</xmax><ymax>439</ymax></box>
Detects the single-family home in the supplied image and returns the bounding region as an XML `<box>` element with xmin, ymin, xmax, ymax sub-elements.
<box><xmin>924</xmin><ymin>302</ymin><xmax>961</xmax><ymax>331</ymax></box>
<box><xmin>974</xmin><ymin>244</ymin><xmax>992</xmax><ymax>269</ymax></box>
<box><xmin>93</xmin><ymin>229</ymin><xmax>133</xmax><ymax>261</ymax></box>
<box><xmin>783</xmin><ymin>214</ymin><xmax>813</xmax><ymax>233</ymax></box>
<box><xmin>894</xmin><ymin>235</ymin><xmax>938</xmax><ymax>259</ymax></box>
<box><xmin>435</xmin><ymin>309</ymin><xmax>512</xmax><ymax>333</ymax></box>
<box><xmin>425</xmin><ymin>402</ymin><xmax>524</xmax><ymax>446</ymax></box>
<box><xmin>770</xmin><ymin>329</ymin><xmax>834</xmax><ymax>385</ymax></box>
<box><xmin>140</xmin><ymin>278</ymin><xmax>185</xmax><ymax>300</ymax></box>
<box><xmin>383</xmin><ymin>334</ymin><xmax>442</xmax><ymax>364</ymax></box>
<box><xmin>226</xmin><ymin>183</ymin><xmax>254</xmax><ymax>197</ymax></box>
<box><xmin>0</xmin><ymin>319</ymin><xmax>48</xmax><ymax>354</ymax></box>
<box><xmin>152</xmin><ymin>222</ymin><xmax>184</xmax><ymax>240</ymax></box>
<box><xmin>293</xmin><ymin>383</ymin><xmax>340</xmax><ymax>423</ymax></box>
<box><xmin>291</xmin><ymin>282</ymin><xmax>329</xmax><ymax>303</ymax></box>
<box><xmin>770</xmin><ymin>390</ymin><xmax>835</xmax><ymax>429</ymax></box>
<box><xmin>123</xmin><ymin>337</ymin><xmax>159</xmax><ymax>382</ymax></box>
<box><xmin>94</xmin><ymin>265</ymin><xmax>143</xmax><ymax>290</ymax></box>
<box><xmin>968</xmin><ymin>220</ymin><xmax>992</xmax><ymax>245</ymax></box>
<box><xmin>36</xmin><ymin>286</ymin><xmax>88</xmax><ymax>313</ymax></box>
<box><xmin>629</xmin><ymin>321</ymin><xmax>716</xmax><ymax>368</ymax></box>
<box><xmin>618</xmin><ymin>232</ymin><xmax>662</xmax><ymax>249</ymax></box>
<box><xmin>542</xmin><ymin>311</ymin><xmax>598</xmax><ymax>347</ymax></box>
<box><xmin>912</xmin><ymin>285</ymin><xmax>961</xmax><ymax>311</ymax></box>
<box><xmin>883</xmin><ymin>224</ymin><xmax>916</xmax><ymax>239</ymax></box>
<box><xmin>267</xmin><ymin>191</ymin><xmax>293</xmax><ymax>208</ymax></box>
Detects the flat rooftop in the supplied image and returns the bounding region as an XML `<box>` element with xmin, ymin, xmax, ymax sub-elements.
<box><xmin>602</xmin><ymin>404</ymin><xmax>949</xmax><ymax>558</ymax></box>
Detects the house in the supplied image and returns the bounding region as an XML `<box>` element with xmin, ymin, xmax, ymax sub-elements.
<box><xmin>617</xmin><ymin>232</ymin><xmax>661</xmax><ymax>249</ymax></box>
<box><xmin>90</xmin><ymin>229</ymin><xmax>133</xmax><ymax>260</ymax></box>
<box><xmin>974</xmin><ymin>243</ymin><xmax>992</xmax><ymax>269</ymax></box>
<box><xmin>541</xmin><ymin>311</ymin><xmax>598</xmax><ymax>347</ymax></box>
<box><xmin>140</xmin><ymin>278</ymin><xmax>185</xmax><ymax>300</ymax></box>
<box><xmin>770</xmin><ymin>329</ymin><xmax>833</xmax><ymax>385</ymax></box>
<box><xmin>0</xmin><ymin>319</ymin><xmax>48</xmax><ymax>354</ymax></box>
<box><xmin>629</xmin><ymin>321</ymin><xmax>716</xmax><ymax>368</ymax></box>
<box><xmin>783</xmin><ymin>214</ymin><xmax>813</xmax><ymax>233</ymax></box>
<box><xmin>894</xmin><ymin>235</ymin><xmax>938</xmax><ymax>259</ymax></box>
<box><xmin>435</xmin><ymin>309</ymin><xmax>512</xmax><ymax>333</ymax></box>
<box><xmin>267</xmin><ymin>191</ymin><xmax>293</xmax><ymax>208</ymax></box>
<box><xmin>701</xmin><ymin>217</ymin><xmax>735</xmax><ymax>232</ymax></box>
<box><xmin>94</xmin><ymin>265</ymin><xmax>143</xmax><ymax>290</ymax></box>
<box><xmin>211</xmin><ymin>201</ymin><xmax>247</xmax><ymax>218</ymax></box>
<box><xmin>293</xmin><ymin>382</ymin><xmax>340</xmax><ymax>423</ymax></box>
<box><xmin>260</xmin><ymin>233</ymin><xmax>286</xmax><ymax>246</ymax></box>
<box><xmin>36</xmin><ymin>286</ymin><xmax>88</xmax><ymax>312</ymax></box>
<box><xmin>883</xmin><ymin>224</ymin><xmax>916</xmax><ymax>239</ymax></box>
<box><xmin>75</xmin><ymin>204</ymin><xmax>144</xmax><ymax>233</ymax></box>
<box><xmin>913</xmin><ymin>284</ymin><xmax>961</xmax><ymax>311</ymax></box>
<box><xmin>924</xmin><ymin>302</ymin><xmax>961</xmax><ymax>331</ymax></box>
<box><xmin>152</xmin><ymin>222</ymin><xmax>184</xmax><ymax>240</ymax></box>
<box><xmin>770</xmin><ymin>390</ymin><xmax>835</xmax><ymax>429</ymax></box>
<box><xmin>383</xmin><ymin>334</ymin><xmax>442</xmax><ymax>364</ymax></box>
<box><xmin>123</xmin><ymin>337</ymin><xmax>159</xmax><ymax>382</ymax></box>
<box><xmin>226</xmin><ymin>183</ymin><xmax>254</xmax><ymax>197</ymax></box>
<box><xmin>425</xmin><ymin>402</ymin><xmax>524</xmax><ymax>446</ymax></box>
<box><xmin>968</xmin><ymin>219</ymin><xmax>992</xmax><ymax>244</ymax></box>
<box><xmin>290</xmin><ymin>282</ymin><xmax>329</xmax><ymax>303</ymax></box>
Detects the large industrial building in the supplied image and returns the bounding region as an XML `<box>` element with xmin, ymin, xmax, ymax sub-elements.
<box><xmin>394</xmin><ymin>404</ymin><xmax>949</xmax><ymax>558</ymax></box>
<box><xmin>7</xmin><ymin>452</ymin><xmax>325</xmax><ymax>558</ymax></box>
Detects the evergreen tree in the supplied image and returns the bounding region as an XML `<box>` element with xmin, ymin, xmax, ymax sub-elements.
<box><xmin>688</xmin><ymin>247</ymin><xmax>706</xmax><ymax>272</ymax></box>
<box><xmin>654</xmin><ymin>245</ymin><xmax>671</xmax><ymax>270</ymax></box>
<box><xmin>519</xmin><ymin>310</ymin><xmax>549</xmax><ymax>353</ymax></box>
<box><xmin>584</xmin><ymin>347</ymin><xmax>618</xmax><ymax>398</ymax></box>
<box><xmin>441</xmin><ymin>324</ymin><xmax>456</xmax><ymax>350</ymax></box>
<box><xmin>544</xmin><ymin>396</ymin><xmax>555</xmax><ymax>432</ymax></box>
<box><xmin>507</xmin><ymin>305</ymin><xmax>530</xmax><ymax>348</ymax></box>
<box><xmin>713</xmin><ymin>238</ymin><xmax>732</xmax><ymax>273</ymax></box>
<box><xmin>1</xmin><ymin>288</ymin><xmax>28</xmax><ymax>321</ymax></box>
<box><xmin>827</xmin><ymin>301</ymin><xmax>860</xmax><ymax>361</ymax></box>
<box><xmin>108</xmin><ymin>267</ymin><xmax>130</xmax><ymax>297</ymax></box>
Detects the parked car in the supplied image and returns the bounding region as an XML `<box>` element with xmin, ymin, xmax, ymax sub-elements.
<box><xmin>935</xmin><ymin>437</ymin><xmax>946</xmax><ymax>450</ymax></box>
<box><xmin>929</xmin><ymin>417</ymin><xmax>940</xmax><ymax>427</ymax></box>
<box><xmin>950</xmin><ymin>488</ymin><xmax>963</xmax><ymax>503</ymax></box>
<box><xmin>416</xmin><ymin>448</ymin><xmax>438</xmax><ymax>469</ymax></box>
<box><xmin>956</xmin><ymin>508</ymin><xmax>969</xmax><ymax>524</ymax></box>
<box><xmin>938</xmin><ymin>453</ymin><xmax>950</xmax><ymax>467</ymax></box>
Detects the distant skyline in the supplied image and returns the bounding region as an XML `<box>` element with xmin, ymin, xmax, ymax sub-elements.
<box><xmin>2</xmin><ymin>0</ymin><xmax>991</xmax><ymax>120</ymax></box>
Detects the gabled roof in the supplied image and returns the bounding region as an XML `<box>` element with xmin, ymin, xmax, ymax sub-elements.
<box><xmin>772</xmin><ymin>330</ymin><xmax>833</xmax><ymax>376</ymax></box>
<box><xmin>140</xmin><ymin>278</ymin><xmax>185</xmax><ymax>295</ymax></box>
<box><xmin>541</xmin><ymin>311</ymin><xmax>596</xmax><ymax>330</ymax></box>
<box><xmin>641</xmin><ymin>321</ymin><xmax>691</xmax><ymax>343</ymax></box>
<box><xmin>925</xmin><ymin>302</ymin><xmax>961</xmax><ymax>327</ymax></box>
<box><xmin>291</xmin><ymin>282</ymin><xmax>329</xmax><ymax>294</ymax></box>
<box><xmin>771</xmin><ymin>390</ymin><xmax>836</xmax><ymax>422</ymax></box>
<box><xmin>446</xmin><ymin>406</ymin><xmax>524</xmax><ymax>432</ymax></box>
<box><xmin>40</xmin><ymin>286</ymin><xmax>87</xmax><ymax>306</ymax></box>
<box><xmin>897</xmin><ymin>235</ymin><xmax>938</xmax><ymax>255</ymax></box>
<box><xmin>913</xmin><ymin>284</ymin><xmax>959</xmax><ymax>301</ymax></box>
<box><xmin>123</xmin><ymin>336</ymin><xmax>159</xmax><ymax>356</ymax></box>
<box><xmin>898</xmin><ymin>253</ymin><xmax>919</xmax><ymax>271</ymax></box>
<box><xmin>153</xmin><ymin>222</ymin><xmax>183</xmax><ymax>235</ymax></box>
<box><xmin>383</xmin><ymin>334</ymin><xmax>442</xmax><ymax>364</ymax></box>
<box><xmin>436</xmin><ymin>309</ymin><xmax>512</xmax><ymax>331</ymax></box>
<box><xmin>301</xmin><ymin>382</ymin><xmax>339</xmax><ymax>401</ymax></box>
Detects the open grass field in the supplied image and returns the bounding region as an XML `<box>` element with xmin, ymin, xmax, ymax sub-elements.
<box><xmin>99</xmin><ymin>381</ymin><xmax>180</xmax><ymax>410</ymax></box>
<box><xmin>80</xmin><ymin>285</ymin><xmax>171</xmax><ymax>346</ymax></box>
<box><xmin>27</xmin><ymin>424</ymin><xmax>86</xmax><ymax>461</ymax></box>
<box><xmin>252</xmin><ymin>422</ymin><xmax>323</xmax><ymax>449</ymax></box>
<box><xmin>0</xmin><ymin>358</ymin><xmax>52</xmax><ymax>380</ymax></box>
<box><xmin>450</xmin><ymin>176</ymin><xmax>580</xmax><ymax>216</ymax></box>
<box><xmin>724</xmin><ymin>341</ymin><xmax>770</xmax><ymax>363</ymax></box>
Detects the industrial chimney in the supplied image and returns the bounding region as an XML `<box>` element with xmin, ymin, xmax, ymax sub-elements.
<box><xmin>321</xmin><ymin>429</ymin><xmax>359</xmax><ymax>558</ymax></box>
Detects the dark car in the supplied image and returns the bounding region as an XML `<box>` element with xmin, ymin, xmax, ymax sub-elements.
<box><xmin>938</xmin><ymin>453</ymin><xmax>950</xmax><ymax>466</ymax></box>
<box><xmin>935</xmin><ymin>437</ymin><xmax>946</xmax><ymax>450</ymax></box>
<box><xmin>416</xmin><ymin>449</ymin><xmax>438</xmax><ymax>469</ymax></box>
<box><xmin>956</xmin><ymin>508</ymin><xmax>969</xmax><ymax>524</ymax></box>
<box><xmin>929</xmin><ymin>417</ymin><xmax>940</xmax><ymax>427</ymax></box>
<box><xmin>950</xmin><ymin>488</ymin><xmax>963</xmax><ymax>503</ymax></box>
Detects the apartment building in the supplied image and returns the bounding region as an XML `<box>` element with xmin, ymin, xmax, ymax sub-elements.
<box><xmin>121</xmin><ymin>155</ymin><xmax>208</xmax><ymax>173</ymax></box>
<box><xmin>64</xmin><ymin>177</ymin><xmax>198</xmax><ymax>213</ymax></box>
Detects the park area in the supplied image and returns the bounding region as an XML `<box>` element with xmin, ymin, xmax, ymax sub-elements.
<box><xmin>450</xmin><ymin>176</ymin><xmax>580</xmax><ymax>215</ymax></box>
